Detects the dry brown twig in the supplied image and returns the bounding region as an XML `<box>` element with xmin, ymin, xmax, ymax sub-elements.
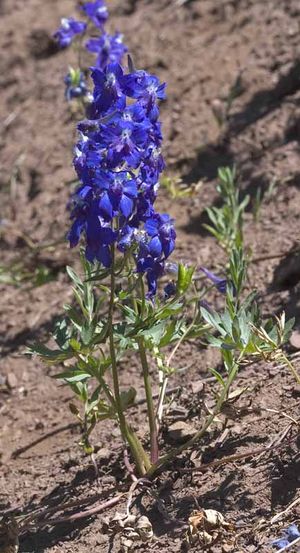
<box><xmin>270</xmin><ymin>496</ymin><xmax>300</xmax><ymax>525</ymax></box>
<box><xmin>179</xmin><ymin>422</ymin><xmax>296</xmax><ymax>474</ymax></box>
<box><xmin>16</xmin><ymin>493</ymin><xmax>125</xmax><ymax>535</ymax></box>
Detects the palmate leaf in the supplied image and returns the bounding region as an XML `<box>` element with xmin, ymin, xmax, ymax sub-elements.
<box><xmin>139</xmin><ymin>321</ymin><xmax>167</xmax><ymax>346</ymax></box>
<box><xmin>200</xmin><ymin>306</ymin><xmax>225</xmax><ymax>335</ymax></box>
<box><xmin>159</xmin><ymin>320</ymin><xmax>182</xmax><ymax>347</ymax></box>
<box><xmin>53</xmin><ymin>317</ymin><xmax>73</xmax><ymax>349</ymax></box>
<box><xmin>66</xmin><ymin>266</ymin><xmax>84</xmax><ymax>291</ymax></box>
<box><xmin>81</xmin><ymin>321</ymin><xmax>97</xmax><ymax>346</ymax></box>
<box><xmin>27</xmin><ymin>343</ymin><xmax>74</xmax><ymax>365</ymax></box>
<box><xmin>91</xmin><ymin>322</ymin><xmax>109</xmax><ymax>345</ymax></box>
<box><xmin>118</xmin><ymin>303</ymin><xmax>138</xmax><ymax>323</ymax></box>
<box><xmin>157</xmin><ymin>301</ymin><xmax>183</xmax><ymax>319</ymax></box>
<box><xmin>74</xmin><ymin>355</ymin><xmax>111</xmax><ymax>379</ymax></box>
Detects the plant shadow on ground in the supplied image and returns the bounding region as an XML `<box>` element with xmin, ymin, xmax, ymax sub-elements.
<box><xmin>0</xmin><ymin>311</ymin><xmax>61</xmax><ymax>358</ymax></box>
<box><xmin>21</xmin><ymin>518</ymin><xmax>92</xmax><ymax>553</ymax></box>
<box><xmin>1</xmin><ymin>429</ymin><xmax>298</xmax><ymax>552</ymax></box>
<box><xmin>13</xmin><ymin>454</ymin><xmax>125</xmax><ymax>553</ymax></box>
<box><xmin>271</xmin><ymin>453</ymin><xmax>300</xmax><ymax>509</ymax></box>
<box><xmin>5</xmin><ymin>428</ymin><xmax>276</xmax><ymax>549</ymax></box>
<box><xmin>180</xmin><ymin>57</ymin><xmax>300</xmax><ymax>237</ymax></box>
<box><xmin>268</xmin><ymin>247</ymin><xmax>300</xmax><ymax>325</ymax></box>
<box><xmin>226</xmin><ymin>59</ymin><xmax>300</xmax><ymax>137</ymax></box>
<box><xmin>179</xmin><ymin>127</ymin><xmax>279</xmax><ymax>237</ymax></box>
<box><xmin>181</xmin><ymin>58</ymin><xmax>300</xmax><ymax>184</ymax></box>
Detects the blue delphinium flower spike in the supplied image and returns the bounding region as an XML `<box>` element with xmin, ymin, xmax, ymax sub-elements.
<box><xmin>54</xmin><ymin>18</ymin><xmax>86</xmax><ymax>48</ymax></box>
<box><xmin>67</xmin><ymin>30</ymin><xmax>175</xmax><ymax>295</ymax></box>
<box><xmin>200</xmin><ymin>267</ymin><xmax>227</xmax><ymax>294</ymax></box>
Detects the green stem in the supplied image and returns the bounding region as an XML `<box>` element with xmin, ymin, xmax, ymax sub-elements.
<box><xmin>280</xmin><ymin>353</ymin><xmax>300</xmax><ymax>384</ymax></box>
<box><xmin>108</xmin><ymin>245</ymin><xmax>151</xmax><ymax>475</ymax></box>
<box><xmin>138</xmin><ymin>337</ymin><xmax>159</xmax><ymax>464</ymax></box>
<box><xmin>147</xmin><ymin>363</ymin><xmax>239</xmax><ymax>477</ymax></box>
<box><xmin>126</xmin><ymin>269</ymin><xmax>158</xmax><ymax>464</ymax></box>
<box><xmin>156</xmin><ymin>294</ymin><xmax>199</xmax><ymax>424</ymax></box>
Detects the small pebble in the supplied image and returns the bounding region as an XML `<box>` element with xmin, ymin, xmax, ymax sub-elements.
<box><xmin>168</xmin><ymin>421</ymin><xmax>196</xmax><ymax>443</ymax></box>
<box><xmin>6</xmin><ymin>373</ymin><xmax>18</xmax><ymax>389</ymax></box>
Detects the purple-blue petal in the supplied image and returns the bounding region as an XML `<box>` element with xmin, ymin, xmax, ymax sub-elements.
<box><xmin>285</xmin><ymin>525</ymin><xmax>300</xmax><ymax>541</ymax></box>
<box><xmin>272</xmin><ymin>538</ymin><xmax>290</xmax><ymax>549</ymax></box>
<box><xmin>119</xmin><ymin>195</ymin><xmax>133</xmax><ymax>218</ymax></box>
<box><xmin>99</xmin><ymin>192</ymin><xmax>113</xmax><ymax>218</ymax></box>
<box><xmin>149</xmin><ymin>236</ymin><xmax>162</xmax><ymax>257</ymax></box>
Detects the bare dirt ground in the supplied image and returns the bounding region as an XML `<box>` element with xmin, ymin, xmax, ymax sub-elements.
<box><xmin>0</xmin><ymin>0</ymin><xmax>300</xmax><ymax>551</ymax></box>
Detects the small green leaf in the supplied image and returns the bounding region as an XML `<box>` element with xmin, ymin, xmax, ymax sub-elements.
<box><xmin>207</xmin><ymin>335</ymin><xmax>224</xmax><ymax>348</ymax></box>
<box><xmin>209</xmin><ymin>367</ymin><xmax>226</xmax><ymax>387</ymax></box>
<box><xmin>66</xmin><ymin>266</ymin><xmax>83</xmax><ymax>290</ymax></box>
<box><xmin>158</xmin><ymin>301</ymin><xmax>183</xmax><ymax>319</ymax></box>
<box><xmin>70</xmin><ymin>338</ymin><xmax>81</xmax><ymax>352</ymax></box>
<box><xmin>81</xmin><ymin>322</ymin><xmax>96</xmax><ymax>346</ymax></box>
<box><xmin>177</xmin><ymin>263</ymin><xmax>195</xmax><ymax>294</ymax></box>
<box><xmin>159</xmin><ymin>321</ymin><xmax>179</xmax><ymax>347</ymax></box>
<box><xmin>54</xmin><ymin>369</ymin><xmax>90</xmax><ymax>382</ymax></box>
<box><xmin>120</xmin><ymin>387</ymin><xmax>137</xmax><ymax>410</ymax></box>
<box><xmin>200</xmin><ymin>307</ymin><xmax>225</xmax><ymax>335</ymax></box>
<box><xmin>283</xmin><ymin>317</ymin><xmax>295</xmax><ymax>342</ymax></box>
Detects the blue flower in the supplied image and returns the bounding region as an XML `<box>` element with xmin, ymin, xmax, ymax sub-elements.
<box><xmin>118</xmin><ymin>225</ymin><xmax>136</xmax><ymax>252</ymax></box>
<box><xmin>200</xmin><ymin>267</ymin><xmax>227</xmax><ymax>294</ymax></box>
<box><xmin>144</xmin><ymin>213</ymin><xmax>176</xmax><ymax>259</ymax></box>
<box><xmin>81</xmin><ymin>0</ymin><xmax>109</xmax><ymax>28</ymax></box>
<box><xmin>86</xmin><ymin>33</ymin><xmax>127</xmax><ymax>69</ymax></box>
<box><xmin>68</xmin><ymin>193</ymin><xmax>117</xmax><ymax>266</ymax></box>
<box><xmin>272</xmin><ymin>538</ymin><xmax>289</xmax><ymax>549</ymax></box>
<box><xmin>130</xmin><ymin>214</ymin><xmax>176</xmax><ymax>297</ymax></box>
<box><xmin>136</xmin><ymin>256</ymin><xmax>165</xmax><ymax>297</ymax></box>
<box><xmin>97</xmin><ymin>172</ymin><xmax>138</xmax><ymax>219</ymax></box>
<box><xmin>286</xmin><ymin>525</ymin><xmax>300</xmax><ymax>541</ymax></box>
<box><xmin>90</xmin><ymin>63</ymin><xmax>124</xmax><ymax>116</ymax></box>
<box><xmin>54</xmin><ymin>18</ymin><xmax>86</xmax><ymax>48</ymax></box>
<box><xmin>272</xmin><ymin>524</ymin><xmax>300</xmax><ymax>550</ymax></box>
<box><xmin>165</xmin><ymin>262</ymin><xmax>178</xmax><ymax>275</ymax></box>
<box><xmin>99</xmin><ymin>116</ymin><xmax>150</xmax><ymax>168</ymax></box>
<box><xmin>121</xmin><ymin>70</ymin><xmax>166</xmax><ymax>118</ymax></box>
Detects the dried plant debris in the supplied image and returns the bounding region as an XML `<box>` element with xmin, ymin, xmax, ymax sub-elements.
<box><xmin>185</xmin><ymin>509</ymin><xmax>234</xmax><ymax>548</ymax></box>
<box><xmin>104</xmin><ymin>512</ymin><xmax>153</xmax><ymax>552</ymax></box>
